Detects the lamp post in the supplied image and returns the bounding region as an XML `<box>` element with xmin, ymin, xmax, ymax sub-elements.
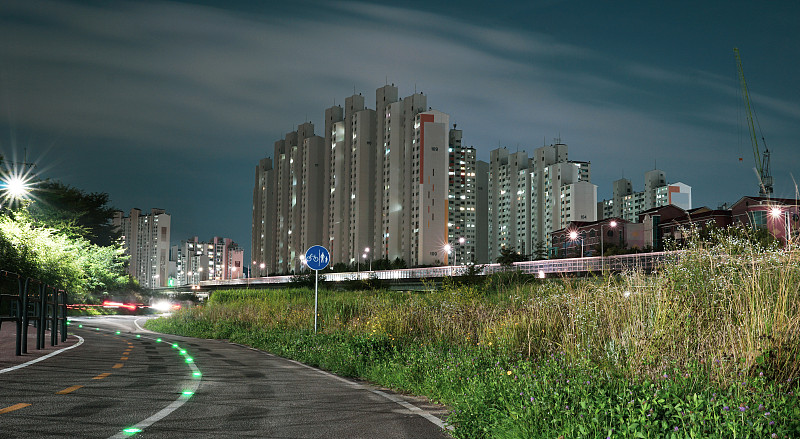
<box><xmin>770</xmin><ymin>207</ymin><xmax>793</xmax><ymax>245</ymax></box>
<box><xmin>1</xmin><ymin>174</ymin><xmax>32</xmax><ymax>208</ymax></box>
<box><xmin>457</xmin><ymin>237</ymin><xmax>465</xmax><ymax>266</ymax></box>
<box><xmin>568</xmin><ymin>231</ymin><xmax>584</xmax><ymax>258</ymax></box>
<box><xmin>364</xmin><ymin>247</ymin><xmax>371</xmax><ymax>271</ymax></box>
<box><xmin>600</xmin><ymin>220</ymin><xmax>618</xmax><ymax>271</ymax></box>
<box><xmin>259</xmin><ymin>263</ymin><xmax>265</xmax><ymax>277</ymax></box>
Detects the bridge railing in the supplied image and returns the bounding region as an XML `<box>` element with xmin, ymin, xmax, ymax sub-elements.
<box><xmin>201</xmin><ymin>251</ymin><xmax>681</xmax><ymax>288</ymax></box>
<box><xmin>0</xmin><ymin>271</ymin><xmax>69</xmax><ymax>357</ymax></box>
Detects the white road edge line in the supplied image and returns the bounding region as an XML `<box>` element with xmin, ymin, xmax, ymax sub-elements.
<box><xmin>0</xmin><ymin>335</ymin><xmax>85</xmax><ymax>375</ymax></box>
<box><xmin>133</xmin><ymin>317</ymin><xmax>154</xmax><ymax>332</ymax></box>
<box><xmin>108</xmin><ymin>335</ymin><xmax>201</xmax><ymax>439</ymax></box>
<box><xmin>230</xmin><ymin>342</ymin><xmax>453</xmax><ymax>431</ymax></box>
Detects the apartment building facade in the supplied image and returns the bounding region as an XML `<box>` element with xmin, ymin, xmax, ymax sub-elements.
<box><xmin>447</xmin><ymin>127</ymin><xmax>478</xmax><ymax>265</ymax></box>
<box><xmin>172</xmin><ymin>236</ymin><xmax>244</xmax><ymax>285</ymax></box>
<box><xmin>598</xmin><ymin>170</ymin><xmax>692</xmax><ymax>222</ymax></box>
<box><xmin>488</xmin><ymin>142</ymin><xmax>596</xmax><ymax>261</ymax></box>
<box><xmin>112</xmin><ymin>208</ymin><xmax>171</xmax><ymax>289</ymax></box>
<box><xmin>253</xmin><ymin>85</ymin><xmax>458</xmax><ymax>273</ymax></box>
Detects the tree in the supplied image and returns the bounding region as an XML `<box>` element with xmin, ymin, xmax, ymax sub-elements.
<box><xmin>391</xmin><ymin>257</ymin><xmax>407</xmax><ymax>269</ymax></box>
<box><xmin>533</xmin><ymin>240</ymin><xmax>548</xmax><ymax>260</ymax></box>
<box><xmin>0</xmin><ymin>208</ymin><xmax>129</xmax><ymax>302</ymax></box>
<box><xmin>496</xmin><ymin>247</ymin><xmax>526</xmax><ymax>269</ymax></box>
<box><xmin>27</xmin><ymin>180</ymin><xmax>120</xmax><ymax>247</ymax></box>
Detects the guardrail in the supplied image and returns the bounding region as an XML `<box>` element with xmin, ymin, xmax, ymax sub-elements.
<box><xmin>0</xmin><ymin>271</ymin><xmax>69</xmax><ymax>357</ymax></box>
<box><xmin>201</xmin><ymin>251</ymin><xmax>680</xmax><ymax>288</ymax></box>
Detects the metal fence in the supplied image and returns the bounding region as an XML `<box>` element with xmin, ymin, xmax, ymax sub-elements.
<box><xmin>0</xmin><ymin>271</ymin><xmax>69</xmax><ymax>356</ymax></box>
<box><xmin>201</xmin><ymin>251</ymin><xmax>680</xmax><ymax>288</ymax></box>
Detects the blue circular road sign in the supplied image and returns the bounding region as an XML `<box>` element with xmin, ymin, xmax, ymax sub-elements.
<box><xmin>304</xmin><ymin>245</ymin><xmax>330</xmax><ymax>271</ymax></box>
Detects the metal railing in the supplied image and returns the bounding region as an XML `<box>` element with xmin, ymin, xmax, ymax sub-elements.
<box><xmin>201</xmin><ymin>251</ymin><xmax>680</xmax><ymax>288</ymax></box>
<box><xmin>0</xmin><ymin>271</ymin><xmax>69</xmax><ymax>357</ymax></box>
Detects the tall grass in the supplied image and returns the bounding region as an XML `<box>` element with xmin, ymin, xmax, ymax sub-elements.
<box><xmin>148</xmin><ymin>231</ymin><xmax>799</xmax><ymax>437</ymax></box>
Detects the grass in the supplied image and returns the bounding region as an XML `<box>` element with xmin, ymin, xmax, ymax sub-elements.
<box><xmin>147</xmin><ymin>230</ymin><xmax>799</xmax><ymax>438</ymax></box>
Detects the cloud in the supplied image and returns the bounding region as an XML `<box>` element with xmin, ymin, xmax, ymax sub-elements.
<box><xmin>1</xmin><ymin>0</ymin><xmax>798</xmax><ymax>239</ymax></box>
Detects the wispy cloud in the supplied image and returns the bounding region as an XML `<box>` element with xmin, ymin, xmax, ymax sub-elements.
<box><xmin>1</xmin><ymin>0</ymin><xmax>798</xmax><ymax>242</ymax></box>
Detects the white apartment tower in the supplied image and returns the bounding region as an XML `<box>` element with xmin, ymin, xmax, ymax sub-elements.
<box><xmin>411</xmin><ymin>110</ymin><xmax>450</xmax><ymax>266</ymax></box>
<box><xmin>375</xmin><ymin>88</ymin><xmax>428</xmax><ymax>264</ymax></box>
<box><xmin>325</xmin><ymin>93</ymin><xmax>377</xmax><ymax>266</ymax></box>
<box><xmin>598</xmin><ymin>170</ymin><xmax>692</xmax><ymax>222</ymax></box>
<box><xmin>172</xmin><ymin>237</ymin><xmax>244</xmax><ymax>285</ymax></box>
<box><xmin>488</xmin><ymin>148</ymin><xmax>531</xmax><ymax>262</ymax></box>
<box><xmin>254</xmin><ymin>85</ymin><xmax>456</xmax><ymax>273</ymax></box>
<box><xmin>113</xmin><ymin>208</ymin><xmax>171</xmax><ymax>289</ymax></box>
<box><xmin>270</xmin><ymin>122</ymin><xmax>321</xmax><ymax>273</ymax></box>
<box><xmin>252</xmin><ymin>157</ymin><xmax>274</xmax><ymax>276</ymax></box>
<box><xmin>488</xmin><ymin>142</ymin><xmax>597</xmax><ymax>260</ymax></box>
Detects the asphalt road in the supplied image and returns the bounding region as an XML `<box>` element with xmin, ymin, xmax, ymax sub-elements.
<box><xmin>0</xmin><ymin>315</ymin><xmax>452</xmax><ymax>438</ymax></box>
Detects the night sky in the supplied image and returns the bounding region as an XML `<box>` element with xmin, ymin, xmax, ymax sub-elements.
<box><xmin>2</xmin><ymin>0</ymin><xmax>798</xmax><ymax>262</ymax></box>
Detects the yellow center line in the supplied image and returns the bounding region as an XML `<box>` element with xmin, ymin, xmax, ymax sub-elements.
<box><xmin>112</xmin><ymin>363</ymin><xmax>124</xmax><ymax>369</ymax></box>
<box><xmin>0</xmin><ymin>403</ymin><xmax>31</xmax><ymax>414</ymax></box>
<box><xmin>94</xmin><ymin>372</ymin><xmax>112</xmax><ymax>379</ymax></box>
<box><xmin>56</xmin><ymin>385</ymin><xmax>84</xmax><ymax>394</ymax></box>
<box><xmin>120</xmin><ymin>356</ymin><xmax>129</xmax><ymax>360</ymax></box>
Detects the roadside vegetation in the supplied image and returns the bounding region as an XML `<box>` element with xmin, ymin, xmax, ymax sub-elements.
<box><xmin>0</xmin><ymin>178</ymin><xmax>133</xmax><ymax>309</ymax></box>
<box><xmin>148</xmin><ymin>227</ymin><xmax>799</xmax><ymax>438</ymax></box>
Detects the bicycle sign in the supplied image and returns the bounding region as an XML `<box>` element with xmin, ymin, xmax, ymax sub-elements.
<box><xmin>304</xmin><ymin>245</ymin><xmax>330</xmax><ymax>271</ymax></box>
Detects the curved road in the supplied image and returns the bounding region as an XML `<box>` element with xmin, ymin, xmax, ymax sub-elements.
<box><xmin>0</xmin><ymin>315</ymin><xmax>452</xmax><ymax>438</ymax></box>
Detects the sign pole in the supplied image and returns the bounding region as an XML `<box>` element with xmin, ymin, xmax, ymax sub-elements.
<box><xmin>304</xmin><ymin>245</ymin><xmax>329</xmax><ymax>334</ymax></box>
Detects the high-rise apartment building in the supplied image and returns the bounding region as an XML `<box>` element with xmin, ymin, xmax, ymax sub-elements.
<box><xmin>253</xmin><ymin>85</ymin><xmax>457</xmax><ymax>273</ymax></box>
<box><xmin>474</xmin><ymin>160</ymin><xmax>490</xmax><ymax>264</ymax></box>
<box><xmin>598</xmin><ymin>170</ymin><xmax>692</xmax><ymax>222</ymax></box>
<box><xmin>172</xmin><ymin>237</ymin><xmax>244</xmax><ymax>285</ymax></box>
<box><xmin>252</xmin><ymin>157</ymin><xmax>274</xmax><ymax>276</ymax></box>
<box><xmin>488</xmin><ymin>142</ymin><xmax>597</xmax><ymax>260</ymax></box>
<box><xmin>113</xmin><ymin>208</ymin><xmax>171</xmax><ymax>288</ymax></box>
<box><xmin>488</xmin><ymin>148</ymin><xmax>531</xmax><ymax>262</ymax></box>
<box><xmin>447</xmin><ymin>127</ymin><xmax>477</xmax><ymax>264</ymax></box>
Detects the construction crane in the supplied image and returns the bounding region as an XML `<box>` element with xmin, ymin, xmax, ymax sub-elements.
<box><xmin>734</xmin><ymin>47</ymin><xmax>773</xmax><ymax>197</ymax></box>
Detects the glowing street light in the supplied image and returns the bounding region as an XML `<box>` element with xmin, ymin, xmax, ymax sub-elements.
<box><xmin>1</xmin><ymin>172</ymin><xmax>34</xmax><ymax>208</ymax></box>
<box><xmin>770</xmin><ymin>206</ymin><xmax>793</xmax><ymax>245</ymax></box>
<box><xmin>568</xmin><ymin>230</ymin><xmax>584</xmax><ymax>258</ymax></box>
<box><xmin>5</xmin><ymin>175</ymin><xmax>30</xmax><ymax>198</ymax></box>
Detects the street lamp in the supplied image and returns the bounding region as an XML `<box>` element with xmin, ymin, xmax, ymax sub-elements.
<box><xmin>259</xmin><ymin>263</ymin><xmax>266</xmax><ymax>277</ymax></box>
<box><xmin>443</xmin><ymin>243</ymin><xmax>453</xmax><ymax>275</ymax></box>
<box><xmin>364</xmin><ymin>247</ymin><xmax>371</xmax><ymax>271</ymax></box>
<box><xmin>4</xmin><ymin>175</ymin><xmax>30</xmax><ymax>199</ymax></box>
<box><xmin>457</xmin><ymin>237</ymin><xmax>465</xmax><ymax>265</ymax></box>
<box><xmin>600</xmin><ymin>220</ymin><xmax>618</xmax><ymax>271</ymax></box>
<box><xmin>770</xmin><ymin>207</ymin><xmax>793</xmax><ymax>245</ymax></box>
<box><xmin>568</xmin><ymin>230</ymin><xmax>584</xmax><ymax>258</ymax></box>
